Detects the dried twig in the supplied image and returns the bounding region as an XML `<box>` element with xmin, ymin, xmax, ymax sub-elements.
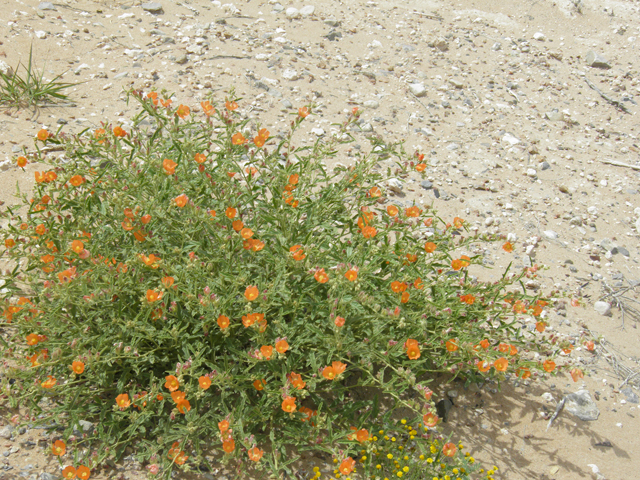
<box><xmin>600</xmin><ymin>159</ymin><xmax>640</xmax><ymax>171</ymax></box>
<box><xmin>583</xmin><ymin>76</ymin><xmax>630</xmax><ymax>113</ymax></box>
<box><xmin>546</xmin><ymin>397</ymin><xmax>565</xmax><ymax>430</ymax></box>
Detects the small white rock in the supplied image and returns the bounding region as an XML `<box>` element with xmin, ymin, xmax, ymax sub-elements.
<box><xmin>363</xmin><ymin>100</ymin><xmax>379</xmax><ymax>109</ymax></box>
<box><xmin>587</xmin><ymin>206</ymin><xmax>598</xmax><ymax>215</ymax></box>
<box><xmin>533</xmin><ymin>32</ymin><xmax>546</xmax><ymax>41</ymax></box>
<box><xmin>299</xmin><ymin>5</ymin><xmax>315</xmax><ymax>16</ymax></box>
<box><xmin>387</xmin><ymin>178</ymin><xmax>403</xmax><ymax>194</ymax></box>
<box><xmin>408</xmin><ymin>83</ymin><xmax>427</xmax><ymax>97</ymax></box>
<box><xmin>502</xmin><ymin>133</ymin><xmax>521</xmax><ymax>145</ymax></box>
<box><xmin>526</xmin><ymin>168</ymin><xmax>537</xmax><ymax>177</ymax></box>
<box><xmin>594</xmin><ymin>301</ymin><xmax>612</xmax><ymax>316</ymax></box>
<box><xmin>35</xmin><ymin>30</ymin><xmax>47</xmax><ymax>39</ymax></box>
<box><xmin>285</xmin><ymin>7</ymin><xmax>300</xmax><ymax>19</ymax></box>
<box><xmin>311</xmin><ymin>127</ymin><xmax>324</xmax><ymax>136</ymax></box>
<box><xmin>281</xmin><ymin>68</ymin><xmax>298</xmax><ymax>80</ymax></box>
<box><xmin>600</xmin><ymin>179</ymin><xmax>608</xmax><ymax>187</ymax></box>
<box><xmin>543</xmin><ymin>230</ymin><xmax>558</xmax><ymax>239</ymax></box>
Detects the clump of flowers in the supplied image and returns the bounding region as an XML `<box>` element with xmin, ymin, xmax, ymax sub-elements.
<box><xmin>0</xmin><ymin>89</ymin><xmax>559</xmax><ymax>478</ymax></box>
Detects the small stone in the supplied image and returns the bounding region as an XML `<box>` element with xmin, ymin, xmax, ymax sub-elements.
<box><xmin>558</xmin><ymin>185</ymin><xmax>569</xmax><ymax>193</ymax></box>
<box><xmin>502</xmin><ymin>133</ymin><xmax>520</xmax><ymax>145</ymax></box>
<box><xmin>285</xmin><ymin>7</ymin><xmax>300</xmax><ymax>19</ymax></box>
<box><xmin>281</xmin><ymin>69</ymin><xmax>298</xmax><ymax>81</ymax></box>
<box><xmin>175</xmin><ymin>55</ymin><xmax>188</xmax><ymax>65</ymax></box>
<box><xmin>40</xmin><ymin>474</ymin><xmax>56</xmax><ymax>480</ymax></box>
<box><xmin>360</xmin><ymin>123</ymin><xmax>373</xmax><ymax>132</ymax></box>
<box><xmin>0</xmin><ymin>426</ymin><xmax>14</xmax><ymax>439</ymax></box>
<box><xmin>280</xmin><ymin>99</ymin><xmax>292</xmax><ymax>109</ymax></box>
<box><xmin>408</xmin><ymin>83</ymin><xmax>427</xmax><ymax>97</ymax></box>
<box><xmin>612</xmin><ymin>246</ymin><xmax>629</xmax><ymax>257</ymax></box>
<box><xmin>0</xmin><ymin>60</ymin><xmax>13</xmax><ymax>77</ymax></box>
<box><xmin>324</xmin><ymin>18</ymin><xmax>340</xmax><ymax>27</ymax></box>
<box><xmin>324</xmin><ymin>30</ymin><xmax>342</xmax><ymax>41</ymax></box>
<box><xmin>533</xmin><ymin>32</ymin><xmax>546</xmax><ymax>41</ymax></box>
<box><xmin>387</xmin><ymin>178</ymin><xmax>403</xmax><ymax>194</ymax></box>
<box><xmin>543</xmin><ymin>230</ymin><xmax>558</xmax><ymax>239</ymax></box>
<box><xmin>491</xmin><ymin>42</ymin><xmax>502</xmax><ymax>51</ymax></box>
<box><xmin>621</xmin><ymin>387</ymin><xmax>639</xmax><ymax>404</ymax></box>
<box><xmin>526</xmin><ymin>168</ymin><xmax>537</xmax><ymax>178</ymax></box>
<box><xmin>363</xmin><ymin>100</ymin><xmax>379</xmax><ymax>109</ymax></box>
<box><xmin>449</xmin><ymin>78</ymin><xmax>464</xmax><ymax>89</ymax></box>
<box><xmin>311</xmin><ymin>127</ymin><xmax>324</xmax><ymax>136</ymax></box>
<box><xmin>541</xmin><ymin>161</ymin><xmax>551</xmax><ymax>170</ymax></box>
<box><xmin>35</xmin><ymin>31</ymin><xmax>47</xmax><ymax>39</ymax></box>
<box><xmin>545</xmin><ymin>110</ymin><xmax>565</xmax><ymax>122</ymax></box>
<box><xmin>38</xmin><ymin>2</ymin><xmax>56</xmax><ymax>10</ymax></box>
<box><xmin>141</xmin><ymin>2</ymin><xmax>163</xmax><ymax>14</ymax></box>
<box><xmin>564</xmin><ymin>390</ymin><xmax>600</xmax><ymax>421</ymax></box>
<box><xmin>421</xmin><ymin>180</ymin><xmax>433</xmax><ymax>190</ymax></box>
<box><xmin>434</xmin><ymin>37</ymin><xmax>449</xmax><ymax>51</ymax></box>
<box><xmin>593</xmin><ymin>301</ymin><xmax>612</xmax><ymax>316</ymax></box>
<box><xmin>299</xmin><ymin>5</ymin><xmax>315</xmax><ymax>16</ymax></box>
<box><xmin>272</xmin><ymin>3</ymin><xmax>284</xmax><ymax>13</ymax></box>
<box><xmin>585</xmin><ymin>50</ymin><xmax>611</xmax><ymax>69</ymax></box>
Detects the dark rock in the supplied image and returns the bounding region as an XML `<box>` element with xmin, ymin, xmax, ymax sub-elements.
<box><xmin>621</xmin><ymin>387</ymin><xmax>639</xmax><ymax>404</ymax></box>
<box><xmin>564</xmin><ymin>390</ymin><xmax>600</xmax><ymax>421</ymax></box>
<box><xmin>421</xmin><ymin>180</ymin><xmax>433</xmax><ymax>190</ymax></box>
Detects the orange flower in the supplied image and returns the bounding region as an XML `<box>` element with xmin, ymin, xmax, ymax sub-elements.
<box><xmin>222</xmin><ymin>436</ymin><xmax>235</xmax><ymax>453</ymax></box>
<box><xmin>415</xmin><ymin>163</ymin><xmax>427</xmax><ymax>172</ymax></box>
<box><xmin>232</xmin><ymin>219</ymin><xmax>244</xmax><ymax>232</ymax></box>
<box><xmin>339</xmin><ymin>458</ymin><xmax>355</xmax><ymax>476</ymax></box>
<box><xmin>37</xmin><ymin>129</ymin><xmax>49</xmax><ymax>141</ymax></box>
<box><xmin>405</xmin><ymin>253</ymin><xmax>418</xmax><ymax>263</ymax></box>
<box><xmin>69</xmin><ymin>175</ymin><xmax>84</xmax><ymax>187</ymax></box>
<box><xmin>176</xmin><ymin>399</ymin><xmax>191</xmax><ymax>414</ymax></box>
<box><xmin>253</xmin><ymin>135</ymin><xmax>266</xmax><ymax>148</ymax></box>
<box><xmin>406</xmin><ymin>341</ymin><xmax>420</xmax><ymax>360</ymax></box>
<box><xmin>164</xmin><ymin>375</ymin><xmax>180</xmax><ymax>392</ymax></box>
<box><xmin>218</xmin><ymin>419</ymin><xmax>230</xmax><ymax>433</ymax></box>
<box><xmin>115</xmin><ymin>393</ymin><xmax>130</xmax><ymax>409</ymax></box>
<box><xmin>217</xmin><ymin>315</ymin><xmax>230</xmax><ymax>330</ymax></box>
<box><xmin>543</xmin><ymin>359</ymin><xmax>556</xmax><ymax>372</ymax></box>
<box><xmin>314</xmin><ymin>268</ymin><xmax>329</xmax><ymax>283</ymax></box>
<box><xmin>146</xmin><ymin>289</ymin><xmax>163</xmax><ymax>303</ymax></box>
<box><xmin>288</xmin><ymin>372</ymin><xmax>306</xmax><ymax>390</ymax></box>
<box><xmin>493</xmin><ymin>357</ymin><xmax>508</xmax><ymax>372</ymax></box>
<box><xmin>570</xmin><ymin>368</ymin><xmax>584</xmax><ymax>382</ymax></box>
<box><xmin>161</xmin><ymin>276</ymin><xmax>174</xmax><ymax>288</ymax></box>
<box><xmin>62</xmin><ymin>466</ymin><xmax>76</xmax><ymax>479</ymax></box>
<box><xmin>517</xmin><ymin>367</ymin><xmax>531</xmax><ymax>379</ymax></box>
<box><xmin>344</xmin><ymin>269</ymin><xmax>358</xmax><ymax>282</ymax></box>
<box><xmin>174</xmin><ymin>194</ymin><xmax>188</xmax><ymax>208</ymax></box>
<box><xmin>361</xmin><ymin>226</ymin><xmax>377</xmax><ymax>238</ymax></box>
<box><xmin>176</xmin><ymin>104</ymin><xmax>190</xmax><ymax>119</ymax></box>
<box><xmin>52</xmin><ymin>440</ymin><xmax>66</xmax><ymax>456</ymax></box>
<box><xmin>401</xmin><ymin>291</ymin><xmax>410</xmax><ymax>303</ymax></box>
<box><xmin>368</xmin><ymin>186</ymin><xmax>382</xmax><ymax>197</ymax></box>
<box><xmin>163</xmin><ymin>158</ymin><xmax>177</xmax><ymax>175</ymax></box>
<box><xmin>451</xmin><ymin>257</ymin><xmax>469</xmax><ymax>271</ymax></box>
<box><xmin>225</xmin><ymin>207</ymin><xmax>237</xmax><ymax>219</ymax></box>
<box><xmin>248</xmin><ymin>446</ymin><xmax>264</xmax><ymax>462</ymax></box>
<box><xmin>4</xmin><ymin>238</ymin><xmax>15</xmax><ymax>249</ymax></box>
<box><xmin>26</xmin><ymin>333</ymin><xmax>40</xmax><ymax>346</ymax></box>
<box><xmin>453</xmin><ymin>217</ymin><xmax>464</xmax><ymax>229</ymax></box>
<box><xmin>502</xmin><ymin>242</ymin><xmax>514</xmax><ymax>253</ymax></box>
<box><xmin>281</xmin><ymin>396</ymin><xmax>297</xmax><ymax>413</ymax></box>
<box><xmin>35</xmin><ymin>224</ymin><xmax>47</xmax><ymax>235</ymax></box>
<box><xmin>322</xmin><ymin>366</ymin><xmax>336</xmax><ymax>380</ymax></box>
<box><xmin>460</xmin><ymin>294</ymin><xmax>475</xmax><ymax>305</ymax></box>
<box><xmin>423</xmin><ymin>241</ymin><xmax>437</xmax><ymax>253</ymax></box>
<box><xmin>275</xmin><ymin>339</ymin><xmax>289</xmax><ymax>354</ymax></box>
<box><xmin>171</xmin><ymin>391</ymin><xmax>186</xmax><ymax>404</ymax></box>
<box><xmin>584</xmin><ymin>340</ymin><xmax>595</xmax><ymax>352</ymax></box>
<box><xmin>423</xmin><ymin>412</ymin><xmax>439</xmax><ymax>427</ymax></box>
<box><xmin>445</xmin><ymin>339</ymin><xmax>458</xmax><ymax>352</ymax></box>
<box><xmin>244</xmin><ymin>285</ymin><xmax>259</xmax><ymax>301</ymax></box>
<box><xmin>334</xmin><ymin>316</ymin><xmax>345</xmax><ymax>327</ymax></box>
<box><xmin>253</xmin><ymin>379</ymin><xmax>265</xmax><ymax>391</ymax></box>
<box><xmin>290</xmin><ymin>245</ymin><xmax>306</xmax><ymax>261</ymax></box>
<box><xmin>332</xmin><ymin>361</ymin><xmax>346</xmax><ymax>375</ymax></box>
<box><xmin>442</xmin><ymin>442</ymin><xmax>457</xmax><ymax>457</ymax></box>
<box><xmin>477</xmin><ymin>360</ymin><xmax>491</xmax><ymax>372</ymax></box>
<box><xmin>535</xmin><ymin>321</ymin><xmax>546</xmax><ymax>333</ymax></box>
<box><xmin>405</xmin><ymin>206</ymin><xmax>422</xmax><ymax>217</ymax></box>
<box><xmin>390</xmin><ymin>281</ymin><xmax>407</xmax><ymax>293</ymax></box>
<box><xmin>386</xmin><ymin>205</ymin><xmax>398</xmax><ymax>216</ymax></box>
<box><xmin>42</xmin><ymin>376</ymin><xmax>56</xmax><ymax>388</ymax></box>
<box><xmin>194</xmin><ymin>153</ymin><xmax>206</xmax><ymax>164</ymax></box>
<box><xmin>199</xmin><ymin>376</ymin><xmax>212</xmax><ymax>390</ymax></box>
<box><xmin>355</xmin><ymin>428</ymin><xmax>369</xmax><ymax>443</ymax></box>
<box><xmin>71</xmin><ymin>240</ymin><xmax>84</xmax><ymax>254</ymax></box>
<box><xmin>479</xmin><ymin>339</ymin><xmax>490</xmax><ymax>349</ymax></box>
<box><xmin>260</xmin><ymin>345</ymin><xmax>273</xmax><ymax>360</ymax></box>
<box><xmin>35</xmin><ymin>171</ymin><xmax>46</xmax><ymax>183</ymax></box>
<box><xmin>298</xmin><ymin>107</ymin><xmax>309</xmax><ymax>118</ymax></box>
<box><xmin>160</xmin><ymin>98</ymin><xmax>172</xmax><ymax>108</ymax></box>
<box><xmin>76</xmin><ymin>466</ymin><xmax>90</xmax><ymax>480</ymax></box>
<box><xmin>225</xmin><ymin>100</ymin><xmax>238</xmax><ymax>111</ymax></box>
<box><xmin>72</xmin><ymin>361</ymin><xmax>85</xmax><ymax>374</ymax></box>
<box><xmin>232</xmin><ymin>132</ymin><xmax>247</xmax><ymax>145</ymax></box>
<box><xmin>201</xmin><ymin>100</ymin><xmax>215</xmax><ymax>116</ymax></box>
<box><xmin>113</xmin><ymin>126</ymin><xmax>127</xmax><ymax>138</ymax></box>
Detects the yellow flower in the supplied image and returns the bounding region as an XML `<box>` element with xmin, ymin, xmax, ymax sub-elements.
<box><xmin>397</xmin><ymin>473</ymin><xmax>403</xmax><ymax>478</ymax></box>
<box><xmin>313</xmin><ymin>467</ymin><xmax>319</xmax><ymax>473</ymax></box>
<box><xmin>376</xmin><ymin>465</ymin><xmax>381</xmax><ymax>470</ymax></box>
<box><xmin>387</xmin><ymin>454</ymin><xmax>393</xmax><ymax>460</ymax></box>
<box><xmin>419</xmin><ymin>455</ymin><xmax>425</xmax><ymax>460</ymax></box>
<box><xmin>400</xmin><ymin>419</ymin><xmax>406</xmax><ymax>424</ymax></box>
<box><xmin>373</xmin><ymin>436</ymin><xmax>378</xmax><ymax>441</ymax></box>
<box><xmin>379</xmin><ymin>430</ymin><xmax>384</xmax><ymax>435</ymax></box>
<box><xmin>391</xmin><ymin>437</ymin><xmax>396</xmax><ymax>442</ymax></box>
<box><xmin>403</xmin><ymin>467</ymin><xmax>409</xmax><ymax>472</ymax></box>
<box><xmin>427</xmin><ymin>458</ymin><xmax>433</xmax><ymax>464</ymax></box>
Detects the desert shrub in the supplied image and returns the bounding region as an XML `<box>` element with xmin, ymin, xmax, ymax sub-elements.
<box><xmin>0</xmin><ymin>90</ymin><xmax>559</xmax><ymax>479</ymax></box>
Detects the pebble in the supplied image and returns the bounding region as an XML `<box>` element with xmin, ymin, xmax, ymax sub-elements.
<box><xmin>141</xmin><ymin>2</ymin><xmax>164</xmax><ymax>14</ymax></box>
<box><xmin>387</xmin><ymin>178</ymin><xmax>403</xmax><ymax>194</ymax></box>
<box><xmin>541</xmin><ymin>161</ymin><xmax>551</xmax><ymax>170</ymax></box>
<box><xmin>502</xmin><ymin>133</ymin><xmax>520</xmax><ymax>145</ymax></box>
<box><xmin>421</xmin><ymin>180</ymin><xmax>433</xmax><ymax>190</ymax></box>
<box><xmin>362</xmin><ymin>100</ymin><xmax>379</xmax><ymax>109</ymax></box>
<box><xmin>564</xmin><ymin>390</ymin><xmax>600</xmax><ymax>421</ymax></box>
<box><xmin>533</xmin><ymin>32</ymin><xmax>546</xmax><ymax>41</ymax></box>
<box><xmin>324</xmin><ymin>18</ymin><xmax>340</xmax><ymax>27</ymax></box>
<box><xmin>0</xmin><ymin>426</ymin><xmax>14</xmax><ymax>439</ymax></box>
<box><xmin>38</xmin><ymin>2</ymin><xmax>56</xmax><ymax>10</ymax></box>
<box><xmin>621</xmin><ymin>387</ymin><xmax>639</xmax><ymax>404</ymax></box>
<box><xmin>543</xmin><ymin>230</ymin><xmax>559</xmax><ymax>239</ymax></box>
<box><xmin>35</xmin><ymin>31</ymin><xmax>47</xmax><ymax>39</ymax></box>
<box><xmin>593</xmin><ymin>301</ymin><xmax>612</xmax><ymax>316</ymax></box>
<box><xmin>299</xmin><ymin>6</ymin><xmax>315</xmax><ymax>16</ymax></box>
<box><xmin>526</xmin><ymin>168</ymin><xmax>537</xmax><ymax>178</ymax></box>
<box><xmin>408</xmin><ymin>83</ymin><xmax>427</xmax><ymax>97</ymax></box>
<box><xmin>311</xmin><ymin>127</ymin><xmax>324</xmax><ymax>136</ymax></box>
<box><xmin>285</xmin><ymin>7</ymin><xmax>301</xmax><ymax>19</ymax></box>
<box><xmin>585</xmin><ymin>50</ymin><xmax>611</xmax><ymax>69</ymax></box>
<box><xmin>282</xmin><ymin>68</ymin><xmax>298</xmax><ymax>81</ymax></box>
<box><xmin>0</xmin><ymin>60</ymin><xmax>12</xmax><ymax>77</ymax></box>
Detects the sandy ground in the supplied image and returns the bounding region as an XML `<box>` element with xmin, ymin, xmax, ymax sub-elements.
<box><xmin>1</xmin><ymin>0</ymin><xmax>640</xmax><ymax>479</ymax></box>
